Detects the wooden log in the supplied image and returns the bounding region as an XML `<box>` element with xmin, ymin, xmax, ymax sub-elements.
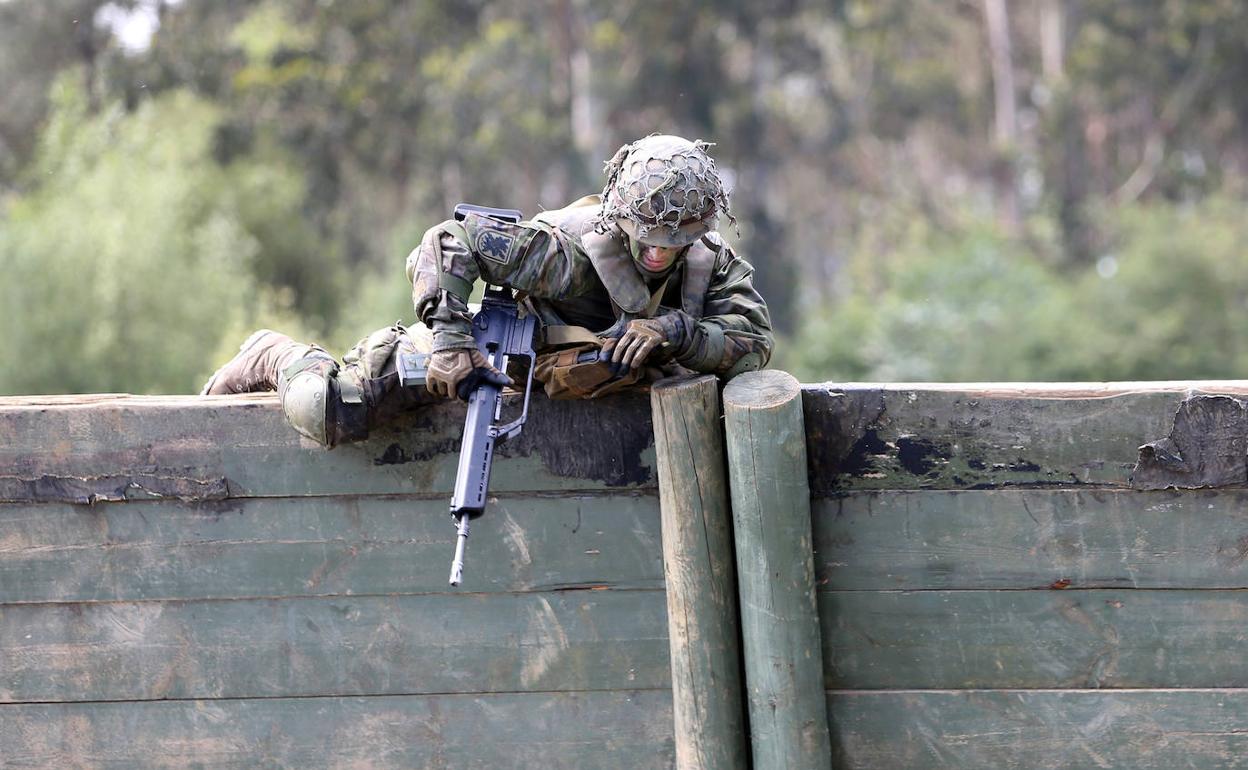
<box><xmin>723</xmin><ymin>370</ymin><xmax>832</xmax><ymax>770</ymax></box>
<box><xmin>0</xmin><ymin>494</ymin><xmax>663</xmax><ymax>603</ymax></box>
<box><xmin>0</xmin><ymin>690</ymin><xmax>674</xmax><ymax>769</ymax></box>
<box><xmin>651</xmin><ymin>375</ymin><xmax>748</xmax><ymax>769</ymax></box>
<box><xmin>0</xmin><ymin>590</ymin><xmax>669</xmax><ymax>702</ymax></box>
<box><xmin>0</xmin><ymin>392</ymin><xmax>658</xmax><ymax>501</ymax></box>
<box><xmin>814</xmin><ymin>489</ymin><xmax>1248</xmax><ymax>591</ymax></box>
<box><xmin>828</xmin><ymin>688</ymin><xmax>1248</xmax><ymax>769</ymax></box>
<box><xmin>820</xmin><ymin>589</ymin><xmax>1248</xmax><ymax>689</ymax></box>
<box><xmin>800</xmin><ymin>384</ymin><xmax>1228</xmax><ymax>493</ymax></box>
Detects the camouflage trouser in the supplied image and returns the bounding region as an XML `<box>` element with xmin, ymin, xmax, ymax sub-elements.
<box><xmin>280</xmin><ymin>324</ymin><xmax>437</xmax><ymax>448</ymax></box>
<box><xmin>282</xmin><ymin>322</ymin><xmax>679</xmax><ymax>448</ymax></box>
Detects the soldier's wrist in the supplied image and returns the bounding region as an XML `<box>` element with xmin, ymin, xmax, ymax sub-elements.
<box><xmin>429</xmin><ymin>322</ymin><xmax>477</xmax><ymax>354</ymax></box>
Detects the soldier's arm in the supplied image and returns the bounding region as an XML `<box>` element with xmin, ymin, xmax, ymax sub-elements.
<box><xmin>406</xmin><ymin>214</ymin><xmax>590</xmax><ymax>351</ymax></box>
<box><xmin>666</xmin><ymin>242</ymin><xmax>774</xmax><ymax>377</ymax></box>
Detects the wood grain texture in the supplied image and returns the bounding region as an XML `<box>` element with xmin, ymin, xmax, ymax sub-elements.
<box><xmin>0</xmin><ymin>690</ymin><xmax>674</xmax><ymax>769</ymax></box>
<box><xmin>724</xmin><ymin>370</ymin><xmax>832</xmax><ymax>770</ymax></box>
<box><xmin>0</xmin><ymin>590</ymin><xmax>668</xmax><ymax>703</ymax></box>
<box><xmin>1133</xmin><ymin>394</ymin><xmax>1248</xmax><ymax>489</ymax></box>
<box><xmin>0</xmin><ymin>494</ymin><xmax>663</xmax><ymax>603</ymax></box>
<box><xmin>651</xmin><ymin>375</ymin><xmax>748</xmax><ymax>770</ymax></box>
<box><xmin>828</xmin><ymin>688</ymin><xmax>1248</xmax><ymax>769</ymax></box>
<box><xmin>815</xmin><ymin>489</ymin><xmax>1248</xmax><ymax>590</ymax></box>
<box><xmin>0</xmin><ymin>392</ymin><xmax>657</xmax><ymax>502</ymax></box>
<box><xmin>820</xmin><ymin>589</ymin><xmax>1248</xmax><ymax>689</ymax></box>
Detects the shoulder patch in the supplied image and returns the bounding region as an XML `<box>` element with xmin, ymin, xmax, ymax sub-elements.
<box><xmin>475</xmin><ymin>228</ymin><xmax>517</xmax><ymax>265</ymax></box>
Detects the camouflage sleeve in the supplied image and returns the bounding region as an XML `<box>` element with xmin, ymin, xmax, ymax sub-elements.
<box><xmin>668</xmin><ymin>245</ymin><xmax>774</xmax><ymax>376</ymax></box>
<box><xmin>406</xmin><ymin>213</ymin><xmax>594</xmax><ymax>352</ymax></box>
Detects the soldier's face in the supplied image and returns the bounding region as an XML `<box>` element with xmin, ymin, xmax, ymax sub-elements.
<box><xmin>635</xmin><ymin>243</ymin><xmax>682</xmax><ymax>274</ymax></box>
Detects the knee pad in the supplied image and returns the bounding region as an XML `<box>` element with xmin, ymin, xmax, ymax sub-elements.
<box><xmin>279</xmin><ymin>355</ymin><xmax>336</xmax><ymax>446</ymax></box>
<box><xmin>277</xmin><ymin>353</ymin><xmax>372</xmax><ymax>448</ymax></box>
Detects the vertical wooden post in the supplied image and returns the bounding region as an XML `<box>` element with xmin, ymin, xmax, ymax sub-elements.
<box><xmin>722</xmin><ymin>370</ymin><xmax>832</xmax><ymax>770</ymax></box>
<box><xmin>650</xmin><ymin>375</ymin><xmax>749</xmax><ymax>770</ymax></box>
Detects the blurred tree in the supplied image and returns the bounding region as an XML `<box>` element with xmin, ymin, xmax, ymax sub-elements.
<box><xmin>1062</xmin><ymin>195</ymin><xmax>1248</xmax><ymax>380</ymax></box>
<box><xmin>0</xmin><ymin>0</ymin><xmax>119</xmax><ymax>185</ymax></box>
<box><xmin>777</xmin><ymin>208</ymin><xmax>1073</xmax><ymax>382</ymax></box>
<box><xmin>5</xmin><ymin>0</ymin><xmax>1248</xmax><ymax>393</ymax></box>
<box><xmin>0</xmin><ymin>75</ymin><xmax>327</xmax><ymax>394</ymax></box>
<box><xmin>778</xmin><ymin>195</ymin><xmax>1248</xmax><ymax>383</ymax></box>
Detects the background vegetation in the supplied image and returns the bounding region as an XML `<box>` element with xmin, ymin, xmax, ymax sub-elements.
<box><xmin>3</xmin><ymin>0</ymin><xmax>1248</xmax><ymax>393</ymax></box>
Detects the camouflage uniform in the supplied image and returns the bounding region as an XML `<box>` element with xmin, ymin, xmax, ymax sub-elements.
<box><xmin>408</xmin><ymin>194</ymin><xmax>773</xmax><ymax>374</ymax></box>
<box><xmin>203</xmin><ymin>135</ymin><xmax>773</xmax><ymax>448</ymax></box>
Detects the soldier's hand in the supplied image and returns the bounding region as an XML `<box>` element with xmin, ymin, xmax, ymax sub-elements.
<box><xmin>604</xmin><ymin>317</ymin><xmax>682</xmax><ymax>370</ymax></box>
<box><xmin>427</xmin><ymin>348</ymin><xmax>513</xmax><ymax>401</ymax></box>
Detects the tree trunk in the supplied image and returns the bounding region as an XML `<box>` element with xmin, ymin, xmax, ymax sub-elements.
<box><xmin>983</xmin><ymin>0</ymin><xmax>1019</xmax><ymax>229</ymax></box>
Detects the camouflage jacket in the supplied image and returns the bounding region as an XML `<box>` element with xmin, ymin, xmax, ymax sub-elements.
<box><xmin>405</xmin><ymin>196</ymin><xmax>773</xmax><ymax>377</ymax></box>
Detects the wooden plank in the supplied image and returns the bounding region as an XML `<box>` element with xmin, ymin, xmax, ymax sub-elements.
<box><xmin>815</xmin><ymin>489</ymin><xmax>1248</xmax><ymax>590</ymax></box>
<box><xmin>0</xmin><ymin>392</ymin><xmax>657</xmax><ymax>502</ymax></box>
<box><xmin>724</xmin><ymin>371</ymin><xmax>832</xmax><ymax>770</ymax></box>
<box><xmin>828</xmin><ymin>688</ymin><xmax>1248</xmax><ymax>769</ymax></box>
<box><xmin>651</xmin><ymin>376</ymin><xmax>748</xmax><ymax>769</ymax></box>
<box><xmin>0</xmin><ymin>494</ymin><xmax>663</xmax><ymax>603</ymax></box>
<box><xmin>800</xmin><ymin>384</ymin><xmax>1243</xmax><ymax>493</ymax></box>
<box><xmin>0</xmin><ymin>690</ymin><xmax>673</xmax><ymax>768</ymax></box>
<box><xmin>0</xmin><ymin>590</ymin><xmax>668</xmax><ymax>703</ymax></box>
<box><xmin>821</xmin><ymin>589</ymin><xmax>1248</xmax><ymax>690</ymax></box>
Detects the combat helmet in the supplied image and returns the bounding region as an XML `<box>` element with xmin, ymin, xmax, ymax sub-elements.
<box><xmin>598</xmin><ymin>134</ymin><xmax>734</xmax><ymax>248</ymax></box>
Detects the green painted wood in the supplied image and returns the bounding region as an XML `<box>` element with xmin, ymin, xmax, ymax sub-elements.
<box><xmin>0</xmin><ymin>690</ymin><xmax>674</xmax><ymax>768</ymax></box>
<box><xmin>815</xmin><ymin>489</ymin><xmax>1248</xmax><ymax>590</ymax></box>
<box><xmin>651</xmin><ymin>375</ymin><xmax>748</xmax><ymax>769</ymax></box>
<box><xmin>0</xmin><ymin>590</ymin><xmax>668</xmax><ymax>703</ymax></box>
<box><xmin>0</xmin><ymin>392</ymin><xmax>657</xmax><ymax>502</ymax></box>
<box><xmin>820</xmin><ymin>589</ymin><xmax>1248</xmax><ymax>690</ymax></box>
<box><xmin>801</xmin><ymin>384</ymin><xmax>1247</xmax><ymax>493</ymax></box>
<box><xmin>724</xmin><ymin>370</ymin><xmax>832</xmax><ymax>770</ymax></box>
<box><xmin>0</xmin><ymin>495</ymin><xmax>663</xmax><ymax>603</ymax></box>
<box><xmin>827</xmin><ymin>688</ymin><xmax>1248</xmax><ymax>769</ymax></box>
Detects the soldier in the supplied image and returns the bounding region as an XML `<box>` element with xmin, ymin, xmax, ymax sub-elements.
<box><xmin>201</xmin><ymin>134</ymin><xmax>773</xmax><ymax>447</ymax></box>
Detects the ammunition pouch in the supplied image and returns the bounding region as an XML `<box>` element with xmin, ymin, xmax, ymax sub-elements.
<box><xmin>533</xmin><ymin>342</ymin><xmax>650</xmax><ymax>400</ymax></box>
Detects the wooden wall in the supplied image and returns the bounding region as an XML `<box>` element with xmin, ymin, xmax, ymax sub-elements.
<box><xmin>0</xmin><ymin>392</ymin><xmax>673</xmax><ymax>768</ymax></box>
<box><xmin>805</xmin><ymin>382</ymin><xmax>1248</xmax><ymax>769</ymax></box>
<box><xmin>7</xmin><ymin>382</ymin><xmax>1248</xmax><ymax>768</ymax></box>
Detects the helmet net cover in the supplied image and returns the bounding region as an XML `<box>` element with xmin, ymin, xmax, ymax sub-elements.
<box><xmin>595</xmin><ymin>134</ymin><xmax>735</xmax><ymax>246</ymax></box>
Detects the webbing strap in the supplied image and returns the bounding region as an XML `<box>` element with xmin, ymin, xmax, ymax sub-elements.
<box><xmin>543</xmin><ymin>325</ymin><xmax>603</xmax><ymax>346</ymax></box>
<box><xmin>336</xmin><ymin>373</ymin><xmax>363</xmax><ymax>405</ymax></box>
<box><xmin>543</xmin><ymin>275</ymin><xmax>671</xmax><ymax>348</ymax></box>
<box><xmin>438</xmin><ymin>272</ymin><xmax>473</xmax><ymax>300</ymax></box>
<box><xmin>434</xmin><ymin>221</ymin><xmax>475</xmax><ymax>301</ymax></box>
<box><xmin>280</xmin><ymin>351</ymin><xmax>335</xmax><ymax>381</ymax></box>
<box><xmin>642</xmin><ymin>275</ymin><xmax>670</xmax><ymax>319</ymax></box>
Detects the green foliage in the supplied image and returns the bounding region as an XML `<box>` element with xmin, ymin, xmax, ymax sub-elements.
<box><xmin>5</xmin><ymin>0</ymin><xmax>1248</xmax><ymax>393</ymax></box>
<box><xmin>780</xmin><ymin>198</ymin><xmax>1248</xmax><ymax>383</ymax></box>
<box><xmin>778</xmin><ymin>213</ymin><xmax>1072</xmax><ymax>382</ymax></box>
<box><xmin>0</xmin><ymin>76</ymin><xmax>322</xmax><ymax>395</ymax></box>
<box><xmin>1060</xmin><ymin>197</ymin><xmax>1248</xmax><ymax>380</ymax></box>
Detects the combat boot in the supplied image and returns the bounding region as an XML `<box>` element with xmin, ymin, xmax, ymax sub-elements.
<box><xmin>200</xmin><ymin>330</ymin><xmax>323</xmax><ymax>395</ymax></box>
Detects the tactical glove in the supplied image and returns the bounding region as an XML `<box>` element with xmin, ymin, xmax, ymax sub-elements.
<box><xmin>600</xmin><ymin>314</ymin><xmax>686</xmax><ymax>371</ymax></box>
<box><xmin>427</xmin><ymin>348</ymin><xmax>513</xmax><ymax>401</ymax></box>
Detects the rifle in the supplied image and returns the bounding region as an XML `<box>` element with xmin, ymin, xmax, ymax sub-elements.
<box><xmin>397</xmin><ymin>204</ymin><xmax>538</xmax><ymax>586</ymax></box>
